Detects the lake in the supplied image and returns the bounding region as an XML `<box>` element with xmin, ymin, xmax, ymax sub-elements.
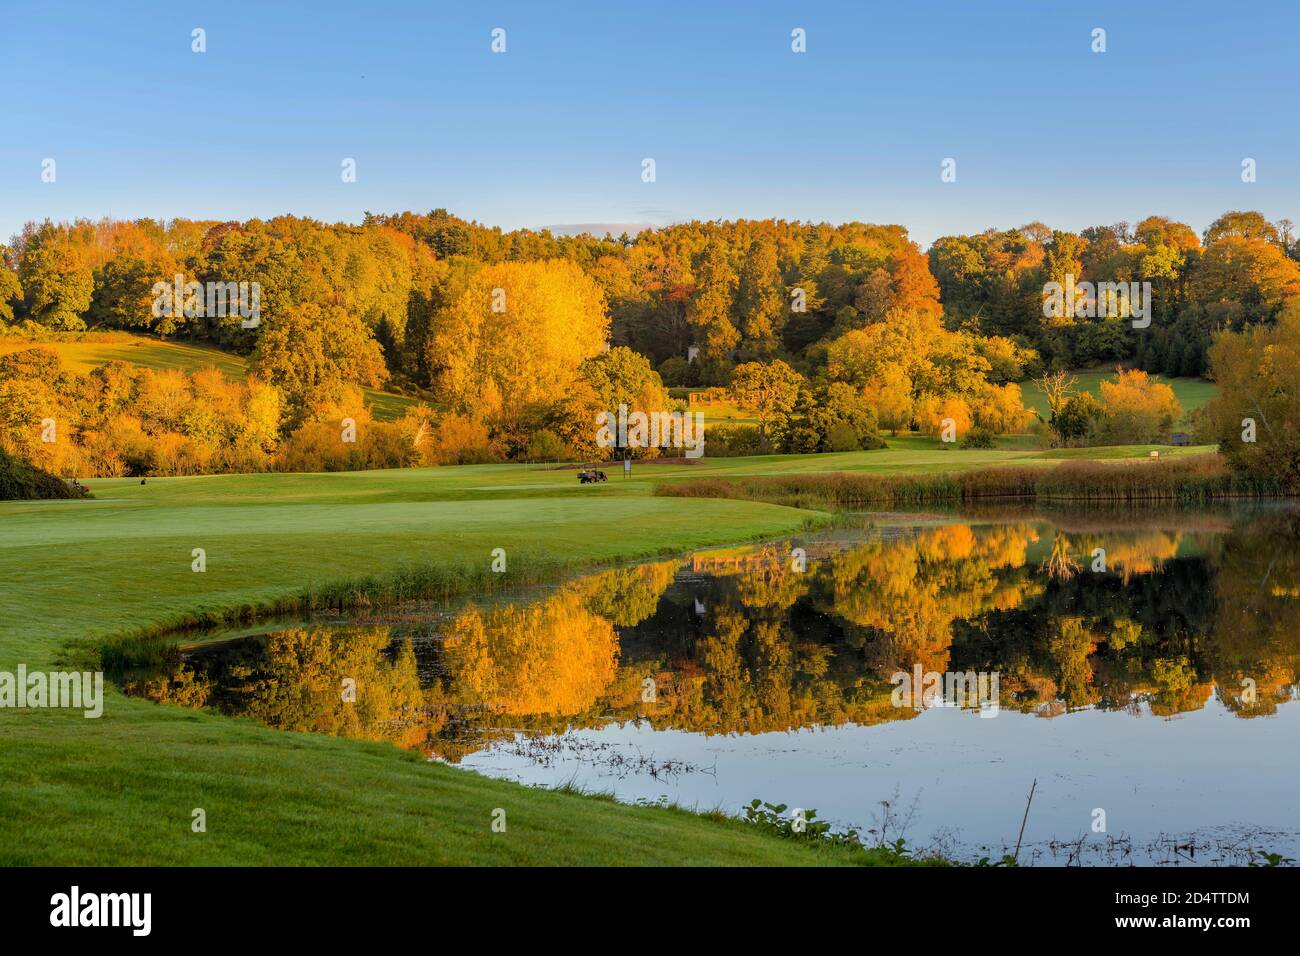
<box><xmin>123</xmin><ymin>504</ymin><xmax>1300</xmax><ymax>865</ymax></box>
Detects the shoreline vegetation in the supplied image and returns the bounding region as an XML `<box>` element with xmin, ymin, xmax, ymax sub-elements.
<box><xmin>655</xmin><ymin>455</ymin><xmax>1287</xmax><ymax>509</ymax></box>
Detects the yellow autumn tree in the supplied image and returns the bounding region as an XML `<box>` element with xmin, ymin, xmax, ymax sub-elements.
<box><xmin>427</xmin><ymin>259</ymin><xmax>609</xmax><ymax>416</ymax></box>
<box><xmin>914</xmin><ymin>394</ymin><xmax>972</xmax><ymax>439</ymax></box>
<box><xmin>971</xmin><ymin>382</ymin><xmax>1035</xmax><ymax>434</ymax></box>
<box><xmin>862</xmin><ymin>363</ymin><xmax>914</xmax><ymax>434</ymax></box>
<box><xmin>1096</xmin><ymin>368</ymin><xmax>1182</xmax><ymax>443</ymax></box>
<box><xmin>441</xmin><ymin>591</ymin><xmax>619</xmax><ymax>715</ymax></box>
<box><xmin>1202</xmin><ymin>301</ymin><xmax>1300</xmax><ymax>489</ymax></box>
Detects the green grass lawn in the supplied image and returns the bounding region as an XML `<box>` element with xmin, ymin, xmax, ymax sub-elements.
<box><xmin>1018</xmin><ymin>367</ymin><xmax>1218</xmax><ymax>421</ymax></box>
<box><xmin>0</xmin><ymin>439</ymin><xmax>1215</xmax><ymax>865</ymax></box>
<box><xmin>0</xmin><ymin>331</ymin><xmax>419</xmax><ymax>421</ymax></box>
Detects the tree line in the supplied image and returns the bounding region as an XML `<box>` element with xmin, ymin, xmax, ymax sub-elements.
<box><xmin>2</xmin><ymin>208</ymin><xmax>1297</xmax><ymax>475</ymax></box>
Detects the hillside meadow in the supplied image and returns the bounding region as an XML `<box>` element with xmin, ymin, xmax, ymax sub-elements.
<box><xmin>0</xmin><ymin>330</ymin><xmax>419</xmax><ymax>421</ymax></box>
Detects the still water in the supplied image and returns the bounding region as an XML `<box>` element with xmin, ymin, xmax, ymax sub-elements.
<box><xmin>125</xmin><ymin>506</ymin><xmax>1300</xmax><ymax>865</ymax></box>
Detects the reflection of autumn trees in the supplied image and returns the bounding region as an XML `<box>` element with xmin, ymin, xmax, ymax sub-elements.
<box><xmin>246</xmin><ymin>628</ymin><xmax>425</xmax><ymax>744</ymax></box>
<box><xmin>132</xmin><ymin>627</ymin><xmax>431</xmax><ymax>748</ymax></box>
<box><xmin>962</xmin><ymin>518</ymin><xmax>1299</xmax><ymax>718</ymax></box>
<box><xmin>1148</xmin><ymin>656</ymin><xmax>1214</xmax><ymax>717</ymax></box>
<box><xmin>816</xmin><ymin>524</ymin><xmax>1040</xmax><ymax>677</ymax></box>
<box><xmin>126</xmin><ymin>514</ymin><xmax>1300</xmax><ymax>761</ymax></box>
<box><xmin>130</xmin><ymin>660</ymin><xmax>211</xmax><ymax>710</ymax></box>
<box><xmin>717</xmin><ymin>545</ymin><xmax>811</xmax><ymax>612</ymax></box>
<box><xmin>1048</xmin><ymin>618</ymin><xmax>1098</xmax><ymax>709</ymax></box>
<box><xmin>133</xmin><ymin>592</ymin><xmax>623</xmax><ymax>760</ymax></box>
<box><xmin>1041</xmin><ymin>532</ymin><xmax>1082</xmax><ymax>581</ymax></box>
<box><xmin>604</xmin><ymin>526</ymin><xmax>1043</xmax><ymax>733</ymax></box>
<box><xmin>1041</xmin><ymin>529</ymin><xmax>1183</xmax><ymax>583</ymax></box>
<box><xmin>1101</xmin><ymin>532</ymin><xmax>1182</xmax><ymax>580</ymax></box>
<box><xmin>640</xmin><ymin>603</ymin><xmax>901</xmax><ymax>735</ymax></box>
<box><xmin>568</xmin><ymin>559</ymin><xmax>680</xmax><ymax>627</ymax></box>
<box><xmin>441</xmin><ymin>591</ymin><xmax>619</xmax><ymax>715</ymax></box>
<box><xmin>1205</xmin><ymin>513</ymin><xmax>1300</xmax><ymax>716</ymax></box>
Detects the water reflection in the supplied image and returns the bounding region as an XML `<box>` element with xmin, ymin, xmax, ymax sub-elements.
<box><xmin>124</xmin><ymin>507</ymin><xmax>1300</xmax><ymax>862</ymax></box>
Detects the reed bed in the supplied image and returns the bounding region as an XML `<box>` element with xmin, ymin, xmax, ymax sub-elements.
<box><xmin>655</xmin><ymin>456</ymin><xmax>1286</xmax><ymax>510</ymax></box>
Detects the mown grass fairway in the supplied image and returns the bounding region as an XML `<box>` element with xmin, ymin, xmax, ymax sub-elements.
<box><xmin>0</xmin><ymin>440</ymin><xmax>1214</xmax><ymax>865</ymax></box>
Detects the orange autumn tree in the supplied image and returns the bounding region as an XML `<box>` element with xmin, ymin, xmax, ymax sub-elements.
<box><xmin>0</xmin><ymin>347</ymin><xmax>284</xmax><ymax>477</ymax></box>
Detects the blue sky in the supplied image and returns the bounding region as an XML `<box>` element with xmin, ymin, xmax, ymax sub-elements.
<box><xmin>2</xmin><ymin>0</ymin><xmax>1297</xmax><ymax>247</ymax></box>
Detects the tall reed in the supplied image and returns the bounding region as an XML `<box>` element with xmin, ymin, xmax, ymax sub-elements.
<box><xmin>655</xmin><ymin>456</ymin><xmax>1286</xmax><ymax>510</ymax></box>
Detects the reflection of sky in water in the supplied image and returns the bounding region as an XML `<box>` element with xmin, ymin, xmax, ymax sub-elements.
<box><xmin>461</xmin><ymin>693</ymin><xmax>1300</xmax><ymax>866</ymax></box>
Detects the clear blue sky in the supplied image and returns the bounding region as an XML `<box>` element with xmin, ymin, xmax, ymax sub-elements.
<box><xmin>2</xmin><ymin>0</ymin><xmax>1297</xmax><ymax>248</ymax></box>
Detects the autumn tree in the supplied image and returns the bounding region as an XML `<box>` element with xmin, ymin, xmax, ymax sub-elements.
<box><xmin>577</xmin><ymin>345</ymin><xmax>669</xmax><ymax>416</ymax></box>
<box><xmin>686</xmin><ymin>239</ymin><xmax>740</xmax><ymax>379</ymax></box>
<box><xmin>1202</xmin><ymin>301</ymin><xmax>1300</xmax><ymax>489</ymax></box>
<box><xmin>1188</xmin><ymin>236</ymin><xmax>1300</xmax><ymax>321</ymax></box>
<box><xmin>425</xmin><ymin>259</ymin><xmax>609</xmax><ymax>423</ymax></box>
<box><xmin>17</xmin><ymin>229</ymin><xmax>93</xmax><ymax>330</ymax></box>
<box><xmin>0</xmin><ymin>246</ymin><xmax>21</xmax><ymax>323</ymax></box>
<box><xmin>734</xmin><ymin>236</ymin><xmax>785</xmax><ymax>360</ymax></box>
<box><xmin>251</xmin><ymin>303</ymin><xmax>388</xmax><ymax>427</ymax></box>
<box><xmin>783</xmin><ymin>381</ymin><xmax>886</xmax><ymax>453</ymax></box>
<box><xmin>1203</xmin><ymin>210</ymin><xmax>1280</xmax><ymax>245</ymax></box>
<box><xmin>1053</xmin><ymin>391</ymin><xmax>1104</xmax><ymax>446</ymax></box>
<box><xmin>863</xmin><ymin>363</ymin><xmax>914</xmax><ymax>435</ymax></box>
<box><xmin>1095</xmin><ymin>368</ymin><xmax>1183</xmax><ymax>444</ymax></box>
<box><xmin>728</xmin><ymin>359</ymin><xmax>804</xmax><ymax>446</ymax></box>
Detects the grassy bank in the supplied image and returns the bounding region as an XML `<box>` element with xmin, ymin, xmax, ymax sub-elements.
<box><xmin>655</xmin><ymin>455</ymin><xmax>1285</xmax><ymax>509</ymax></box>
<box><xmin>0</xmin><ymin>440</ymin><xmax>1223</xmax><ymax>865</ymax></box>
<box><xmin>2</xmin><ymin>463</ymin><xmax>874</xmax><ymax>865</ymax></box>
